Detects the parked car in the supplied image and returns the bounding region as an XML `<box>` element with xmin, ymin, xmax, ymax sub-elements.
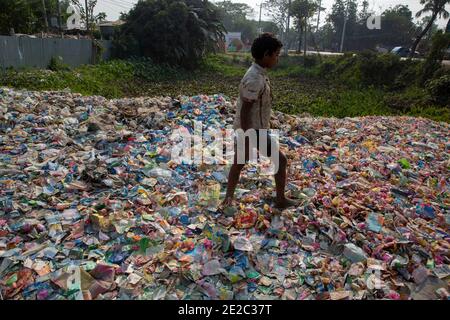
<box><xmin>391</xmin><ymin>46</ymin><xmax>420</xmax><ymax>58</ymax></box>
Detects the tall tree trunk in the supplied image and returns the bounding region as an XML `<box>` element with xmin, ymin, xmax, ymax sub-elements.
<box><xmin>41</xmin><ymin>0</ymin><xmax>49</xmax><ymax>32</ymax></box>
<box><xmin>304</xmin><ymin>20</ymin><xmax>308</xmax><ymax>57</ymax></box>
<box><xmin>410</xmin><ymin>12</ymin><xmax>438</xmax><ymax>58</ymax></box>
<box><xmin>297</xmin><ymin>24</ymin><xmax>302</xmax><ymax>53</ymax></box>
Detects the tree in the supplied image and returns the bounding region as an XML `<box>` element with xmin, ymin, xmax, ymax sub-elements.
<box><xmin>260</xmin><ymin>20</ymin><xmax>280</xmax><ymax>34</ymax></box>
<box><xmin>326</xmin><ymin>0</ymin><xmax>357</xmax><ymax>51</ymax></box>
<box><xmin>314</xmin><ymin>2</ymin><xmax>420</xmax><ymax>52</ymax></box>
<box><xmin>113</xmin><ymin>0</ymin><xmax>225</xmax><ymax>69</ymax></box>
<box><xmin>232</xmin><ymin>19</ymin><xmax>257</xmax><ymax>44</ymax></box>
<box><xmin>0</xmin><ymin>0</ymin><xmax>35</xmax><ymax>34</ymax></box>
<box><xmin>410</xmin><ymin>0</ymin><xmax>450</xmax><ymax>57</ymax></box>
<box><xmin>0</xmin><ymin>0</ymin><xmax>72</xmax><ymax>35</ymax></box>
<box><xmin>70</xmin><ymin>0</ymin><xmax>106</xmax><ymax>32</ymax></box>
<box><xmin>315</xmin><ymin>22</ymin><xmax>334</xmax><ymax>50</ymax></box>
<box><xmin>215</xmin><ymin>1</ymin><xmax>256</xmax><ymax>43</ymax></box>
<box><xmin>215</xmin><ymin>1</ymin><xmax>280</xmax><ymax>45</ymax></box>
<box><xmin>417</xmin><ymin>15</ymin><xmax>440</xmax><ymax>51</ymax></box>
<box><xmin>371</xmin><ymin>5</ymin><xmax>417</xmax><ymax>50</ymax></box>
<box><xmin>359</xmin><ymin>0</ymin><xmax>371</xmax><ymax>21</ymax></box>
<box><xmin>420</xmin><ymin>30</ymin><xmax>450</xmax><ymax>83</ymax></box>
<box><xmin>263</xmin><ymin>0</ymin><xmax>290</xmax><ymax>39</ymax></box>
<box><xmin>290</xmin><ymin>0</ymin><xmax>319</xmax><ymax>53</ymax></box>
<box><xmin>215</xmin><ymin>1</ymin><xmax>254</xmax><ymax>23</ymax></box>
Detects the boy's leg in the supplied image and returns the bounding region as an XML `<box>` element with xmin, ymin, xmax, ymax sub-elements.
<box><xmin>274</xmin><ymin>151</ymin><xmax>287</xmax><ymax>201</ymax></box>
<box><xmin>223</xmin><ymin>161</ymin><xmax>245</xmax><ymax>205</ymax></box>
<box><xmin>258</xmin><ymin>131</ymin><xmax>297</xmax><ymax>209</ymax></box>
<box><xmin>222</xmin><ymin>138</ymin><xmax>250</xmax><ymax>205</ymax></box>
<box><xmin>274</xmin><ymin>151</ymin><xmax>297</xmax><ymax>208</ymax></box>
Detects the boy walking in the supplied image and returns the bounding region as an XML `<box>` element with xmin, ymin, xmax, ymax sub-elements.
<box><xmin>222</xmin><ymin>33</ymin><xmax>298</xmax><ymax>210</ymax></box>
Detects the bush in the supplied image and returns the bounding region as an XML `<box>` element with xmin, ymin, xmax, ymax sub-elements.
<box><xmin>200</xmin><ymin>54</ymin><xmax>246</xmax><ymax>77</ymax></box>
<box><xmin>112</xmin><ymin>0</ymin><xmax>225</xmax><ymax>69</ymax></box>
<box><xmin>92</xmin><ymin>40</ymin><xmax>105</xmax><ymax>64</ymax></box>
<box><xmin>244</xmin><ymin>55</ymin><xmax>253</xmax><ymax>66</ymax></box>
<box><xmin>325</xmin><ymin>53</ymin><xmax>359</xmax><ymax>85</ymax></box>
<box><xmin>354</xmin><ymin>51</ymin><xmax>404</xmax><ymax>87</ymax></box>
<box><xmin>393</xmin><ymin>60</ymin><xmax>421</xmax><ymax>89</ymax></box>
<box><xmin>275</xmin><ymin>56</ymin><xmax>303</xmax><ymax>69</ymax></box>
<box><xmin>384</xmin><ymin>87</ymin><xmax>432</xmax><ymax>113</ymax></box>
<box><xmin>419</xmin><ymin>31</ymin><xmax>450</xmax><ymax>85</ymax></box>
<box><xmin>317</xmin><ymin>51</ymin><xmax>418</xmax><ymax>90</ymax></box>
<box><xmin>131</xmin><ymin>57</ymin><xmax>188</xmax><ymax>82</ymax></box>
<box><xmin>48</xmin><ymin>56</ymin><xmax>71</xmax><ymax>72</ymax></box>
<box><xmin>303</xmin><ymin>55</ymin><xmax>319</xmax><ymax>68</ymax></box>
<box><xmin>425</xmin><ymin>74</ymin><xmax>450</xmax><ymax>106</ymax></box>
<box><xmin>318</xmin><ymin>60</ymin><xmax>336</xmax><ymax>77</ymax></box>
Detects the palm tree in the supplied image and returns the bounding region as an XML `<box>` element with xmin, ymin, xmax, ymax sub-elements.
<box><xmin>410</xmin><ymin>0</ymin><xmax>450</xmax><ymax>57</ymax></box>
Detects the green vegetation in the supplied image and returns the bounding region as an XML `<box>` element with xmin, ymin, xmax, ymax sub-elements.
<box><xmin>1</xmin><ymin>53</ymin><xmax>449</xmax><ymax>123</ymax></box>
<box><xmin>1</xmin><ymin>60</ymin><xmax>135</xmax><ymax>98</ymax></box>
<box><xmin>113</xmin><ymin>0</ymin><xmax>225</xmax><ymax>69</ymax></box>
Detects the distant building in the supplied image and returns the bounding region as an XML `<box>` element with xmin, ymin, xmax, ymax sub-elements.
<box><xmin>225</xmin><ymin>32</ymin><xmax>243</xmax><ymax>52</ymax></box>
<box><xmin>99</xmin><ymin>20</ymin><xmax>124</xmax><ymax>40</ymax></box>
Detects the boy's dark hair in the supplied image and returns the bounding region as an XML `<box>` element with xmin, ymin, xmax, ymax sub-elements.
<box><xmin>251</xmin><ymin>33</ymin><xmax>283</xmax><ymax>60</ymax></box>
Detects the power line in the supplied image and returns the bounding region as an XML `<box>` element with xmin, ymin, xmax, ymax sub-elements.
<box><xmin>102</xmin><ymin>0</ymin><xmax>131</xmax><ymax>10</ymax></box>
<box><xmin>105</xmin><ymin>0</ymin><xmax>131</xmax><ymax>10</ymax></box>
<box><xmin>104</xmin><ymin>0</ymin><xmax>130</xmax><ymax>10</ymax></box>
<box><xmin>108</xmin><ymin>0</ymin><xmax>135</xmax><ymax>5</ymax></box>
<box><xmin>113</xmin><ymin>0</ymin><xmax>136</xmax><ymax>5</ymax></box>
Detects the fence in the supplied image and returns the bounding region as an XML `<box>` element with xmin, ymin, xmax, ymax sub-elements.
<box><xmin>0</xmin><ymin>35</ymin><xmax>112</xmax><ymax>69</ymax></box>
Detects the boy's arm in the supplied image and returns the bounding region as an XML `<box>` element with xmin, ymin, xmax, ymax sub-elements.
<box><xmin>240</xmin><ymin>99</ymin><xmax>254</xmax><ymax>131</ymax></box>
<box><xmin>240</xmin><ymin>76</ymin><xmax>263</xmax><ymax>130</ymax></box>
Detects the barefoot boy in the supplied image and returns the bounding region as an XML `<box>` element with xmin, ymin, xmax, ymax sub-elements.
<box><xmin>222</xmin><ymin>33</ymin><xmax>298</xmax><ymax>210</ymax></box>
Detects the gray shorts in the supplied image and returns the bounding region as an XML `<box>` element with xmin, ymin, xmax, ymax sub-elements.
<box><xmin>233</xmin><ymin>129</ymin><xmax>279</xmax><ymax>163</ymax></box>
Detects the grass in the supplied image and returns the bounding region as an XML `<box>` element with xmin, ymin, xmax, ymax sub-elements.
<box><xmin>0</xmin><ymin>54</ymin><xmax>448</xmax><ymax>123</ymax></box>
<box><xmin>0</xmin><ymin>60</ymin><xmax>135</xmax><ymax>98</ymax></box>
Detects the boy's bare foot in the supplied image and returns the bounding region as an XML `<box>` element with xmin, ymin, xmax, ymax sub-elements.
<box><xmin>218</xmin><ymin>198</ymin><xmax>238</xmax><ymax>216</ymax></box>
<box><xmin>274</xmin><ymin>197</ymin><xmax>299</xmax><ymax>209</ymax></box>
<box><xmin>221</xmin><ymin>197</ymin><xmax>234</xmax><ymax>207</ymax></box>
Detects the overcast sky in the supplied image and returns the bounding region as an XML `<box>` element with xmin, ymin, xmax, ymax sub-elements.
<box><xmin>94</xmin><ymin>0</ymin><xmax>449</xmax><ymax>28</ymax></box>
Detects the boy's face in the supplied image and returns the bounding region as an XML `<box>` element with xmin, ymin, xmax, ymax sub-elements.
<box><xmin>264</xmin><ymin>48</ymin><xmax>281</xmax><ymax>69</ymax></box>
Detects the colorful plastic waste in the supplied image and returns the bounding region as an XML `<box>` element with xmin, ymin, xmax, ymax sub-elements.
<box><xmin>0</xmin><ymin>87</ymin><xmax>449</xmax><ymax>300</ymax></box>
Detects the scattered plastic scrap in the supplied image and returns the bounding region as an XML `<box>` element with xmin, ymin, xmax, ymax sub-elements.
<box><xmin>0</xmin><ymin>87</ymin><xmax>449</xmax><ymax>300</ymax></box>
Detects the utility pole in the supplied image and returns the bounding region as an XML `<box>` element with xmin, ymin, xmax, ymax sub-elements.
<box><xmin>284</xmin><ymin>0</ymin><xmax>291</xmax><ymax>56</ymax></box>
<box><xmin>316</xmin><ymin>0</ymin><xmax>322</xmax><ymax>31</ymax></box>
<box><xmin>340</xmin><ymin>0</ymin><xmax>349</xmax><ymax>53</ymax></box>
<box><xmin>258</xmin><ymin>3</ymin><xmax>263</xmax><ymax>34</ymax></box>
<box><xmin>304</xmin><ymin>18</ymin><xmax>308</xmax><ymax>56</ymax></box>
<box><xmin>41</xmin><ymin>0</ymin><xmax>49</xmax><ymax>32</ymax></box>
<box><xmin>85</xmin><ymin>0</ymin><xmax>90</xmax><ymax>34</ymax></box>
<box><xmin>57</xmin><ymin>0</ymin><xmax>62</xmax><ymax>32</ymax></box>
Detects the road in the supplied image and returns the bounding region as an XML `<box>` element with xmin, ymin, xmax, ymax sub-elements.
<box><xmin>289</xmin><ymin>50</ymin><xmax>450</xmax><ymax>67</ymax></box>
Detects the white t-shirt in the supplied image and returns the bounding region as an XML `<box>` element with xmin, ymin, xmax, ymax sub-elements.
<box><xmin>233</xmin><ymin>62</ymin><xmax>272</xmax><ymax>130</ymax></box>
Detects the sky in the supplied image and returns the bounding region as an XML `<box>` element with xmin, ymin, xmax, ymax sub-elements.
<box><xmin>94</xmin><ymin>0</ymin><xmax>449</xmax><ymax>28</ymax></box>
